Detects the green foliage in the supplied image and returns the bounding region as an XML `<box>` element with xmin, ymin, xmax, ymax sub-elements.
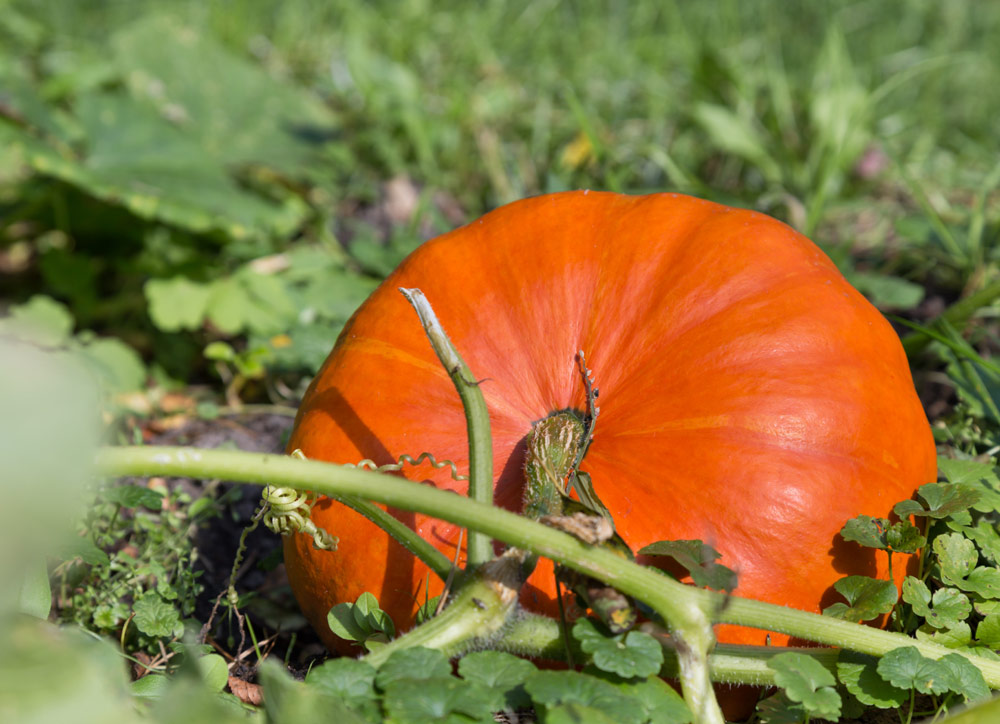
<box><xmin>637</xmin><ymin>538</ymin><xmax>738</xmax><ymax>591</ymax></box>
<box><xmin>50</xmin><ymin>479</ymin><xmax>217</xmax><ymax>655</ymax></box>
<box><xmin>328</xmin><ymin>592</ymin><xmax>397</xmax><ymax>652</ymax></box>
<box><xmin>822</xmin><ymin>576</ymin><xmax>898</xmax><ymax>623</ymax></box>
<box><xmin>572</xmin><ymin>617</ymin><xmax>664</xmax><ymax>679</ymax></box>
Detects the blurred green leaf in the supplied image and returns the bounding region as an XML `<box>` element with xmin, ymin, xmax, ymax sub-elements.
<box><xmin>458</xmin><ymin>651</ymin><xmax>536</xmax><ymax>711</ymax></box>
<box><xmin>145</xmin><ymin>277</ymin><xmax>212</xmax><ymax>332</ymax></box>
<box><xmin>0</xmin><ymin>295</ymin><xmax>74</xmax><ymax>347</ymax></box>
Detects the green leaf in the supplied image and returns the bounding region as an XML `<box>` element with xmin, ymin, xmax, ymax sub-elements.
<box><xmin>766</xmin><ymin>652</ymin><xmax>841</xmax><ymax>721</ymax></box>
<box><xmin>144</xmin><ymin>277</ymin><xmax>212</xmax><ymax>332</ymax></box>
<box><xmin>381</xmin><ymin>676</ymin><xmax>496</xmax><ymax>724</ymax></box>
<box><xmin>305</xmin><ymin>658</ymin><xmax>379</xmax><ymax>720</ymax></box>
<box><xmin>876</xmin><ymin>646</ymin><xmax>951</xmax><ymax>694</ymax></box>
<box><xmin>352</xmin><ymin>591</ymin><xmax>396</xmax><ymax>640</ymax></box>
<box><xmin>935</xmin><ymin>533</ymin><xmax>979</xmax><ymax>586</ymax></box>
<box><xmin>755</xmin><ymin>692</ymin><xmax>813</xmax><ymax>724</ymax></box>
<box><xmin>895</xmin><ymin>483</ymin><xmax>982</xmax><ymax>520</ymax></box>
<box><xmin>885</xmin><ymin>521</ymin><xmax>926</xmax><ymax>553</ymax></box>
<box><xmin>952</xmin><ymin>519</ymin><xmax>1000</xmax><ymax>565</ymax></box>
<box><xmin>849</xmin><ymin>272</ymin><xmax>924</xmax><ymax>310</ymax></box>
<box><xmin>76</xmin><ymin>337</ymin><xmax>146</xmax><ymax>393</ymax></box>
<box><xmin>963</xmin><ymin>567</ymin><xmax>1000</xmax><ymax>599</ymax></box>
<box><xmin>458</xmin><ymin>651</ymin><xmax>536</xmax><ymax>711</ymax></box>
<box><xmin>197</xmin><ymin>654</ymin><xmax>229</xmax><ymax>692</ymax></box>
<box><xmin>375</xmin><ymin>647</ymin><xmax>452</xmax><ymax>689</ymax></box>
<box><xmin>525</xmin><ymin>671</ymin><xmax>646</xmax><ymax>724</ymax></box>
<box><xmin>17</xmin><ymin>559</ymin><xmax>52</xmax><ymax>619</ymax></box>
<box><xmin>112</xmin><ymin>15</ymin><xmax>336</xmax><ymax>175</ymax></box>
<box><xmin>914</xmin><ymin>621</ymin><xmax>973</xmax><ymax>648</ymax></box>
<box><xmin>260</xmin><ymin>659</ymin><xmax>369</xmax><ymax>724</ymax></box>
<box><xmin>840</xmin><ymin>515</ymin><xmax>925</xmax><ymax>553</ymax></box>
<box><xmin>132</xmin><ymin>592</ymin><xmax>181</xmax><ymax>638</ymax></box>
<box><xmin>614</xmin><ymin>676</ymin><xmax>691</xmax><ymax>724</ymax></box>
<box><xmin>840</xmin><ymin>515</ymin><xmax>890</xmax><ymax>549</ymax></box>
<box><xmin>691</xmin><ymin>103</ymin><xmax>781</xmax><ymax>182</ymax></box>
<box><xmin>938</xmin><ymin>653</ymin><xmax>991</xmax><ymax>702</ymax></box>
<box><xmin>822</xmin><ymin>576</ymin><xmax>897</xmax><ymax>622</ymax></box>
<box><xmin>545</xmin><ymin>703</ymin><xmax>620</xmax><ymax>724</ymax></box>
<box><xmin>102</xmin><ymin>484</ymin><xmax>164</xmax><ymax>510</ymax></box>
<box><xmin>902</xmin><ymin>577</ymin><xmax>971</xmax><ymax>629</ymax></box>
<box><xmin>837</xmin><ymin>652</ymin><xmax>909</xmax><ymax>709</ymax></box>
<box><xmin>975</xmin><ymin>614</ymin><xmax>1000</xmax><ymax>647</ymax></box>
<box><xmin>637</xmin><ymin>539</ymin><xmax>737</xmax><ymax>591</ymax></box>
<box><xmin>938</xmin><ymin>459</ymin><xmax>1000</xmax><ymax>514</ymax></box>
<box><xmin>572</xmin><ymin>618</ymin><xmax>663</xmax><ymax>678</ymax></box>
<box><xmin>0</xmin><ymin>295</ymin><xmax>74</xmax><ymax>347</ymax></box>
<box><xmin>131</xmin><ymin>673</ymin><xmax>170</xmax><ymax>699</ymax></box>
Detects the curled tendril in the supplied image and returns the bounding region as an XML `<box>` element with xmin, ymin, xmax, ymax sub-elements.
<box><xmin>346</xmin><ymin>452</ymin><xmax>468</xmax><ymax>481</ymax></box>
<box><xmin>260</xmin><ymin>449</ymin><xmax>338</xmax><ymax>551</ymax></box>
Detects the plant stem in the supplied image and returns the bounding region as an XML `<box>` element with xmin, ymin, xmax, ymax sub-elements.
<box><xmin>399</xmin><ymin>288</ymin><xmax>493</xmax><ymax>567</ymax></box>
<box><xmin>95</xmin><ymin>445</ymin><xmax>1000</xmax><ymax>692</ymax></box>
<box><xmin>363</xmin><ymin>553</ymin><xmax>525</xmax><ymax>669</ymax></box>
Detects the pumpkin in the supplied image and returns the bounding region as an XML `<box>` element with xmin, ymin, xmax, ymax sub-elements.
<box><xmin>284</xmin><ymin>191</ymin><xmax>936</xmax><ymax>656</ymax></box>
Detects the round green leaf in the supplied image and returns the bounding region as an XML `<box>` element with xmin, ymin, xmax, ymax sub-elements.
<box><xmin>572</xmin><ymin>618</ymin><xmax>664</xmax><ymax>678</ymax></box>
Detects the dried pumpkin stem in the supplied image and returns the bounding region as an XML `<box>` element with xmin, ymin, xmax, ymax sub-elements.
<box><xmin>95</xmin><ymin>446</ymin><xmax>1000</xmax><ymax>693</ymax></box>
<box><xmin>399</xmin><ymin>287</ymin><xmax>494</xmax><ymax>567</ymax></box>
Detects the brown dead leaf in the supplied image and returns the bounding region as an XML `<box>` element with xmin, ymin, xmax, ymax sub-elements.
<box><xmin>228</xmin><ymin>676</ymin><xmax>263</xmax><ymax>706</ymax></box>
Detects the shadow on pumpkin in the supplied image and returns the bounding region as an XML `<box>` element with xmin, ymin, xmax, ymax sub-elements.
<box><xmin>306</xmin><ymin>385</ymin><xmax>419</xmax><ymax>612</ymax></box>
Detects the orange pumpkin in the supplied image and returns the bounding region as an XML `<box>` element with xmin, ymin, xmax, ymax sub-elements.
<box><xmin>284</xmin><ymin>191</ymin><xmax>935</xmax><ymax>655</ymax></box>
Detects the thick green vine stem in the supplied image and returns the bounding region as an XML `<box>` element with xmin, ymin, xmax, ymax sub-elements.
<box><xmin>363</xmin><ymin>551</ymin><xmax>527</xmax><ymax>669</ymax></box>
<box><xmin>498</xmin><ymin>613</ymin><xmax>841</xmax><ymax>686</ymax></box>
<box><xmin>93</xmin><ymin>446</ymin><xmax>1000</xmax><ymax>691</ymax></box>
<box><xmin>287</xmin><ymin>448</ymin><xmax>454</xmax><ymax>582</ymax></box>
<box><xmin>399</xmin><ymin>287</ymin><xmax>494</xmax><ymax>567</ymax></box>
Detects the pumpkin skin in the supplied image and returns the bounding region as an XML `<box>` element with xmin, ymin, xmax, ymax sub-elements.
<box><xmin>284</xmin><ymin>191</ymin><xmax>936</xmax><ymax>655</ymax></box>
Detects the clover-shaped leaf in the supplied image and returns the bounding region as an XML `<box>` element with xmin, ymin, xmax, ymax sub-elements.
<box><xmin>132</xmin><ymin>591</ymin><xmax>181</xmax><ymax>638</ymax></box>
<box><xmin>975</xmin><ymin>614</ymin><xmax>1000</xmax><ymax>648</ymax></box>
<box><xmin>572</xmin><ymin>618</ymin><xmax>664</xmax><ymax>678</ymax></box>
<box><xmin>612</xmin><ymin>676</ymin><xmax>691</xmax><ymax>724</ymax></box>
<box><xmin>841</xmin><ymin>515</ymin><xmax>891</xmax><ymax>549</ymax></box>
<box><xmin>638</xmin><ymin>539</ymin><xmax>737</xmax><ymax>591</ymax></box>
<box><xmin>877</xmin><ymin>647</ymin><xmax>951</xmax><ymax>695</ymax></box>
<box><xmin>458</xmin><ymin>651</ymin><xmax>537</xmax><ymax>711</ymax></box>
<box><xmin>885</xmin><ymin>521</ymin><xmax>926</xmax><ymax>553</ymax></box>
<box><xmin>938</xmin><ymin>653</ymin><xmax>990</xmax><ymax>702</ymax></box>
<box><xmin>938</xmin><ymin>458</ymin><xmax>1000</xmax><ymax>514</ymax></box>
<box><xmin>901</xmin><ymin>577</ymin><xmax>971</xmax><ymax>629</ymax></box>
<box><xmin>894</xmin><ymin>483</ymin><xmax>981</xmax><ymax>520</ymax></box>
<box><xmin>822</xmin><ymin>576</ymin><xmax>897</xmax><ymax>622</ymax></box>
<box><xmin>103</xmin><ymin>484</ymin><xmax>164</xmax><ymax>511</ymax></box>
<box><xmin>374</xmin><ymin>647</ymin><xmax>452</xmax><ymax>690</ymax></box>
<box><xmin>305</xmin><ymin>658</ymin><xmax>379</xmax><ymax>717</ymax></box>
<box><xmin>525</xmin><ymin>671</ymin><xmax>646</xmax><ymax>724</ymax></box>
<box><xmin>837</xmin><ymin>652</ymin><xmax>909</xmax><ymax>709</ymax></box>
<box><xmin>766</xmin><ymin>652</ymin><xmax>841</xmax><ymax>720</ymax></box>
<box><xmin>381</xmin><ymin>676</ymin><xmax>497</xmax><ymax>724</ymax></box>
<box><xmin>840</xmin><ymin>515</ymin><xmax>925</xmax><ymax>553</ymax></box>
<box><xmin>915</xmin><ymin>621</ymin><xmax>973</xmax><ymax>648</ymax></box>
<box><xmin>935</xmin><ymin>533</ymin><xmax>978</xmax><ymax>586</ymax></box>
